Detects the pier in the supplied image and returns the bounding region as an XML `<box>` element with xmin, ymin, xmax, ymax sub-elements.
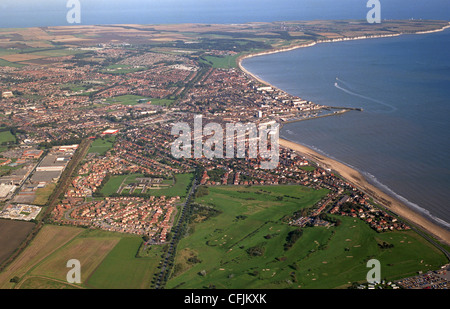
<box><xmin>280</xmin><ymin>106</ymin><xmax>363</xmax><ymax>124</ymax></box>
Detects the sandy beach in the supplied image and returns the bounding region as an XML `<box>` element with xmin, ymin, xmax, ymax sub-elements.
<box><xmin>236</xmin><ymin>25</ymin><xmax>450</xmax><ymax>247</ymax></box>
<box><xmin>279</xmin><ymin>138</ymin><xmax>450</xmax><ymax>246</ymax></box>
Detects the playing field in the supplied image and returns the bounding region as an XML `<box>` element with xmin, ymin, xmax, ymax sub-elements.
<box><xmin>149</xmin><ymin>98</ymin><xmax>174</xmax><ymax>106</ymax></box>
<box><xmin>0</xmin><ymin>130</ymin><xmax>16</xmax><ymax>144</ymax></box>
<box><xmin>101</xmin><ymin>173</ymin><xmax>193</xmax><ymax>198</ymax></box>
<box><xmin>87</xmin><ymin>135</ymin><xmax>116</xmax><ymax>155</ymax></box>
<box><xmin>167</xmin><ymin>185</ymin><xmax>448</xmax><ymax>289</ymax></box>
<box><xmin>202</xmin><ymin>54</ymin><xmax>241</xmax><ymax>69</ymax></box>
<box><xmin>105</xmin><ymin>94</ymin><xmax>149</xmax><ymax>106</ymax></box>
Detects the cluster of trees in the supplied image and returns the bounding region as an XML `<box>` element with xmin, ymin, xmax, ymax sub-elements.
<box><xmin>318</xmin><ymin>213</ymin><xmax>342</xmax><ymax>227</ymax></box>
<box><xmin>194</xmin><ymin>185</ymin><xmax>209</xmax><ymax>198</ymax></box>
<box><xmin>39</xmin><ymin>137</ymin><xmax>83</xmax><ymax>149</ymax></box>
<box><xmin>284</xmin><ymin>228</ymin><xmax>303</xmax><ymax>251</ymax></box>
<box><xmin>378</xmin><ymin>241</ymin><xmax>394</xmax><ymax>249</ymax></box>
<box><xmin>206</xmin><ymin>169</ymin><xmax>226</xmax><ymax>182</ymax></box>
<box><xmin>92</xmin><ymin>173</ymin><xmax>111</xmax><ymax>197</ymax></box>
<box><xmin>247</xmin><ymin>245</ymin><xmax>265</xmax><ymax>257</ymax></box>
<box><xmin>340</xmin><ymin>202</ymin><xmax>361</xmax><ymax>213</ymax></box>
<box><xmin>189</xmin><ymin>203</ymin><xmax>221</xmax><ymax>225</ymax></box>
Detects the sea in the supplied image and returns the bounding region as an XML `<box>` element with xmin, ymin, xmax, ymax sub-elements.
<box><xmin>0</xmin><ymin>1</ymin><xmax>449</xmax><ymax>229</ymax></box>
<box><xmin>242</xmin><ymin>28</ymin><xmax>450</xmax><ymax>229</ymax></box>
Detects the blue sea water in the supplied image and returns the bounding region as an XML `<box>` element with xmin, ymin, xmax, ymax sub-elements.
<box><xmin>242</xmin><ymin>28</ymin><xmax>450</xmax><ymax>229</ymax></box>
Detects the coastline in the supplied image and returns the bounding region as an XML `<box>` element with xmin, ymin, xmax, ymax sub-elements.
<box><xmin>279</xmin><ymin>138</ymin><xmax>450</xmax><ymax>246</ymax></box>
<box><xmin>237</xmin><ymin>23</ymin><xmax>450</xmax><ymax>246</ymax></box>
<box><xmin>237</xmin><ymin>22</ymin><xmax>450</xmax><ymax>92</ymax></box>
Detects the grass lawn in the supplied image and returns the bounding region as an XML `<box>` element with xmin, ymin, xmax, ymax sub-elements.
<box><xmin>300</xmin><ymin>165</ymin><xmax>316</xmax><ymax>172</ymax></box>
<box><xmin>0</xmin><ymin>131</ymin><xmax>16</xmax><ymax>152</ymax></box>
<box><xmin>100</xmin><ymin>174</ymin><xmax>129</xmax><ymax>196</ymax></box>
<box><xmin>166</xmin><ymin>185</ymin><xmax>448</xmax><ymax>289</ymax></box>
<box><xmin>0</xmin><ymin>130</ymin><xmax>16</xmax><ymax>144</ymax></box>
<box><xmin>88</xmin><ymin>135</ymin><xmax>116</xmax><ymax>156</ymax></box>
<box><xmin>149</xmin><ymin>98</ymin><xmax>174</xmax><ymax>106</ymax></box>
<box><xmin>101</xmin><ymin>64</ymin><xmax>145</xmax><ymax>75</ymax></box>
<box><xmin>202</xmin><ymin>54</ymin><xmax>241</xmax><ymax>69</ymax></box>
<box><xmin>101</xmin><ymin>173</ymin><xmax>193</xmax><ymax>198</ymax></box>
<box><xmin>33</xmin><ymin>183</ymin><xmax>56</xmax><ymax>206</ymax></box>
<box><xmin>105</xmin><ymin>94</ymin><xmax>149</xmax><ymax>106</ymax></box>
<box><xmin>148</xmin><ymin>173</ymin><xmax>193</xmax><ymax>198</ymax></box>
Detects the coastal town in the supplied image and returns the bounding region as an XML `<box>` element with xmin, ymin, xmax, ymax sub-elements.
<box><xmin>0</xmin><ymin>38</ymin><xmax>418</xmax><ymax>245</ymax></box>
<box><xmin>0</xmin><ymin>20</ymin><xmax>449</xmax><ymax>289</ymax></box>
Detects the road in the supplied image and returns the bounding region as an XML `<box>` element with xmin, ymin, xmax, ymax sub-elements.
<box><xmin>154</xmin><ymin>178</ymin><xmax>198</xmax><ymax>289</ymax></box>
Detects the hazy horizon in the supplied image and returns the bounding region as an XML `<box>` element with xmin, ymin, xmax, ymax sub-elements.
<box><xmin>0</xmin><ymin>0</ymin><xmax>449</xmax><ymax>28</ymax></box>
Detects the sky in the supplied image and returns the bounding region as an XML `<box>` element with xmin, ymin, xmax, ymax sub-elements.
<box><xmin>0</xmin><ymin>0</ymin><xmax>449</xmax><ymax>28</ymax></box>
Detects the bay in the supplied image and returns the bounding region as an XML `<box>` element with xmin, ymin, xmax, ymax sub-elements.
<box><xmin>242</xmin><ymin>28</ymin><xmax>450</xmax><ymax>229</ymax></box>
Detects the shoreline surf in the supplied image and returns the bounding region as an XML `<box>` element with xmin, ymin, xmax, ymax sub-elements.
<box><xmin>238</xmin><ymin>23</ymin><xmax>450</xmax><ymax>246</ymax></box>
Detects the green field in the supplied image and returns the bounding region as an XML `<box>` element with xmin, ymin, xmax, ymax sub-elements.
<box><xmin>0</xmin><ymin>130</ymin><xmax>16</xmax><ymax>151</ymax></box>
<box><xmin>101</xmin><ymin>173</ymin><xmax>193</xmax><ymax>198</ymax></box>
<box><xmin>1</xmin><ymin>225</ymin><xmax>161</xmax><ymax>289</ymax></box>
<box><xmin>86</xmin><ymin>236</ymin><xmax>159</xmax><ymax>289</ymax></box>
<box><xmin>149</xmin><ymin>98</ymin><xmax>174</xmax><ymax>106</ymax></box>
<box><xmin>105</xmin><ymin>94</ymin><xmax>150</xmax><ymax>106</ymax></box>
<box><xmin>0</xmin><ymin>130</ymin><xmax>16</xmax><ymax>144</ymax></box>
<box><xmin>100</xmin><ymin>173</ymin><xmax>143</xmax><ymax>196</ymax></box>
<box><xmin>202</xmin><ymin>54</ymin><xmax>241</xmax><ymax>69</ymax></box>
<box><xmin>167</xmin><ymin>185</ymin><xmax>448</xmax><ymax>289</ymax></box>
<box><xmin>25</xmin><ymin>48</ymin><xmax>87</xmax><ymax>57</ymax></box>
<box><xmin>101</xmin><ymin>64</ymin><xmax>145</xmax><ymax>75</ymax></box>
<box><xmin>0</xmin><ymin>58</ymin><xmax>25</xmax><ymax>68</ymax></box>
<box><xmin>88</xmin><ymin>135</ymin><xmax>116</xmax><ymax>156</ymax></box>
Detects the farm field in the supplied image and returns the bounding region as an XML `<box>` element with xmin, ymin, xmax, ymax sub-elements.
<box><xmin>0</xmin><ymin>225</ymin><xmax>83</xmax><ymax>289</ymax></box>
<box><xmin>166</xmin><ymin>185</ymin><xmax>448</xmax><ymax>289</ymax></box>
<box><xmin>0</xmin><ymin>220</ymin><xmax>35</xmax><ymax>265</ymax></box>
<box><xmin>0</xmin><ymin>58</ymin><xmax>24</xmax><ymax>68</ymax></box>
<box><xmin>0</xmin><ymin>225</ymin><xmax>162</xmax><ymax>289</ymax></box>
<box><xmin>86</xmin><ymin>236</ymin><xmax>159</xmax><ymax>289</ymax></box>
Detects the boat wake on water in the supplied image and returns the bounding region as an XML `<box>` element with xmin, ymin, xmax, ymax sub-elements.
<box><xmin>334</xmin><ymin>78</ymin><xmax>397</xmax><ymax>113</ymax></box>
